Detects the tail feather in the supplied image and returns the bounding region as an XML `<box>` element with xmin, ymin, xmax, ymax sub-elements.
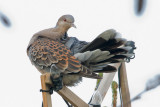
<box><xmin>101</xmin><ymin>39</ymin><xmax>127</xmax><ymax>51</ymax></box>
<box><xmin>93</xmin><ymin>65</ymin><xmax>116</xmax><ymax>73</ymax></box>
<box><xmin>79</xmin><ymin>64</ymin><xmax>117</xmax><ymax>79</ymax></box>
<box><xmin>94</xmin><ymin>65</ymin><xmax>117</xmax><ymax>73</ymax></box>
<box><xmin>79</xmin><ymin>65</ymin><xmax>102</xmax><ymax>79</ymax></box>
<box><xmin>78</xmin><ymin>29</ymin><xmax>136</xmax><ymax>73</ymax></box>
<box><xmin>81</xmin><ymin>29</ymin><xmax>116</xmax><ymax>52</ymax></box>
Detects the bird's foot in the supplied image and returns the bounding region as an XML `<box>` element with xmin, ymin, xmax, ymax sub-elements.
<box><xmin>50</xmin><ymin>74</ymin><xmax>63</xmax><ymax>91</ymax></box>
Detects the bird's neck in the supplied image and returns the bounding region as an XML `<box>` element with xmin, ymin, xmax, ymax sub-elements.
<box><xmin>55</xmin><ymin>26</ymin><xmax>69</xmax><ymax>35</ymax></box>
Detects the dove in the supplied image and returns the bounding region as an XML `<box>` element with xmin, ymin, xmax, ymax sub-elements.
<box><xmin>27</xmin><ymin>14</ymin><xmax>136</xmax><ymax>91</ymax></box>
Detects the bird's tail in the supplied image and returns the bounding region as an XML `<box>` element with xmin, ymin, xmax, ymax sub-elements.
<box><xmin>75</xmin><ymin>29</ymin><xmax>136</xmax><ymax>73</ymax></box>
<box><xmin>79</xmin><ymin>65</ymin><xmax>102</xmax><ymax>79</ymax></box>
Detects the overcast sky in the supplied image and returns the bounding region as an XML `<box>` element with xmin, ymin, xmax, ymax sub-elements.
<box><xmin>0</xmin><ymin>0</ymin><xmax>160</xmax><ymax>107</ymax></box>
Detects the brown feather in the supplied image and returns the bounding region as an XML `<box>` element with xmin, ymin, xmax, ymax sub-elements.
<box><xmin>28</xmin><ymin>37</ymin><xmax>81</xmax><ymax>74</ymax></box>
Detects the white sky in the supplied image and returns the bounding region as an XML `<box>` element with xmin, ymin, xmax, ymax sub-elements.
<box><xmin>0</xmin><ymin>0</ymin><xmax>160</xmax><ymax>107</ymax></box>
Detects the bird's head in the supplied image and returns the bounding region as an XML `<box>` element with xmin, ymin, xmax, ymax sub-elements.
<box><xmin>56</xmin><ymin>14</ymin><xmax>76</xmax><ymax>31</ymax></box>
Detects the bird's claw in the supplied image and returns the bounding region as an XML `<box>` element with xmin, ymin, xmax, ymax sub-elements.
<box><xmin>50</xmin><ymin>74</ymin><xmax>63</xmax><ymax>91</ymax></box>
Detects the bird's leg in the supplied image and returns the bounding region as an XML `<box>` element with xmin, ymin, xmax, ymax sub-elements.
<box><xmin>40</xmin><ymin>76</ymin><xmax>63</xmax><ymax>94</ymax></box>
<box><xmin>50</xmin><ymin>65</ymin><xmax>73</xmax><ymax>107</ymax></box>
<box><xmin>50</xmin><ymin>64</ymin><xmax>63</xmax><ymax>91</ymax></box>
<box><xmin>50</xmin><ymin>73</ymin><xmax>63</xmax><ymax>91</ymax></box>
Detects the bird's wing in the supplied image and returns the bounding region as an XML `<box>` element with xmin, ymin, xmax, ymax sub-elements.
<box><xmin>77</xmin><ymin>29</ymin><xmax>135</xmax><ymax>72</ymax></box>
<box><xmin>28</xmin><ymin>37</ymin><xmax>81</xmax><ymax>73</ymax></box>
<box><xmin>80</xmin><ymin>29</ymin><xmax>120</xmax><ymax>52</ymax></box>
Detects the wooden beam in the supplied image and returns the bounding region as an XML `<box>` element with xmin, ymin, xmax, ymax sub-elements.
<box><xmin>58</xmin><ymin>86</ymin><xmax>89</xmax><ymax>107</ymax></box>
<box><xmin>119</xmin><ymin>62</ymin><xmax>131</xmax><ymax>107</ymax></box>
<box><xmin>40</xmin><ymin>62</ymin><xmax>127</xmax><ymax>107</ymax></box>
<box><xmin>41</xmin><ymin>74</ymin><xmax>52</xmax><ymax>107</ymax></box>
<box><xmin>41</xmin><ymin>73</ymin><xmax>89</xmax><ymax>107</ymax></box>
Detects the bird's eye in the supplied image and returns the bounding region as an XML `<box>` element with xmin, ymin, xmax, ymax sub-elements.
<box><xmin>64</xmin><ymin>19</ymin><xmax>67</xmax><ymax>22</ymax></box>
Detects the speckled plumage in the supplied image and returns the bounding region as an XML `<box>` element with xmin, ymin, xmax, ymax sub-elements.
<box><xmin>28</xmin><ymin>37</ymin><xmax>80</xmax><ymax>72</ymax></box>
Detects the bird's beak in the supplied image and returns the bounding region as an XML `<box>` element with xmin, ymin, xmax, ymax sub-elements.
<box><xmin>71</xmin><ymin>23</ymin><xmax>76</xmax><ymax>28</ymax></box>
